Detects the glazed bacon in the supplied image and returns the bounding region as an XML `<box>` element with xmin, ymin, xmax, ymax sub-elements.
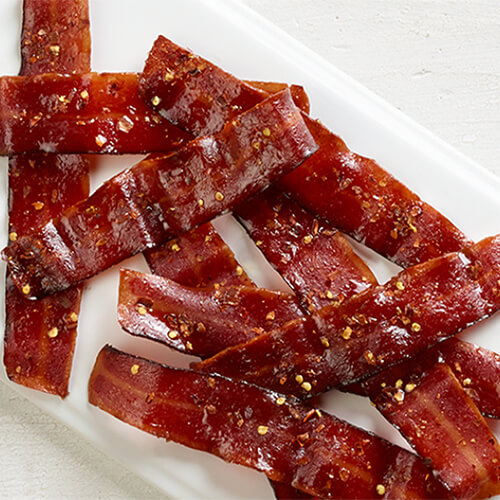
<box><xmin>139</xmin><ymin>35</ymin><xmax>470</xmax><ymax>267</ymax></box>
<box><xmin>363</xmin><ymin>360</ymin><xmax>500</xmax><ymax>498</ymax></box>
<box><xmin>0</xmin><ymin>72</ymin><xmax>190</xmax><ymax>155</ymax></box>
<box><xmin>234</xmin><ymin>188</ymin><xmax>377</xmax><ymax>311</ymax></box>
<box><xmin>20</xmin><ymin>0</ymin><xmax>91</xmax><ymax>75</ymax></box>
<box><xmin>118</xmin><ymin>269</ymin><xmax>302</xmax><ymax>358</ymax></box>
<box><xmin>196</xmin><ymin>235</ymin><xmax>500</xmax><ymax>395</ymax></box>
<box><xmin>3</xmin><ymin>0</ymin><xmax>91</xmax><ymax>397</ymax></box>
<box><xmin>438</xmin><ymin>338</ymin><xmax>500</xmax><ymax>419</ymax></box>
<box><xmin>4</xmin><ymin>154</ymin><xmax>89</xmax><ymax>397</ymax></box>
<box><xmin>345</xmin><ymin>338</ymin><xmax>500</xmax><ymax>419</ymax></box>
<box><xmin>144</xmin><ymin>222</ymin><xmax>253</xmax><ymax>287</ymax></box>
<box><xmin>3</xmin><ymin>89</ymin><xmax>317</xmax><ymax>298</ymax></box>
<box><xmin>89</xmin><ymin>345</ymin><xmax>448</xmax><ymax>499</ymax></box>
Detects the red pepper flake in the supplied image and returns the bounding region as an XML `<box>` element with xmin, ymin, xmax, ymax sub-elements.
<box><xmin>257</xmin><ymin>425</ymin><xmax>268</xmax><ymax>435</ymax></box>
<box><xmin>32</xmin><ymin>201</ymin><xmax>44</xmax><ymax>210</ymax></box>
<box><xmin>265</xmin><ymin>311</ymin><xmax>276</xmax><ymax>321</ymax></box>
<box><xmin>364</xmin><ymin>350</ymin><xmax>376</xmax><ymax>365</ymax></box>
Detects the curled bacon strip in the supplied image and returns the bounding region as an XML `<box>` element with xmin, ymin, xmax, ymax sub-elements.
<box><xmin>3</xmin><ymin>89</ymin><xmax>317</xmax><ymax>298</ymax></box>
<box><xmin>3</xmin><ymin>0</ymin><xmax>91</xmax><ymax>397</ymax></box>
<box><xmin>196</xmin><ymin>235</ymin><xmax>500</xmax><ymax>395</ymax></box>
<box><xmin>118</xmin><ymin>269</ymin><xmax>302</xmax><ymax>358</ymax></box>
<box><xmin>139</xmin><ymin>35</ymin><xmax>469</xmax><ymax>267</ymax></box>
<box><xmin>89</xmin><ymin>346</ymin><xmax>448</xmax><ymax>499</ymax></box>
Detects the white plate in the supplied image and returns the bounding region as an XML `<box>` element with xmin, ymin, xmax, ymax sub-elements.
<box><xmin>0</xmin><ymin>0</ymin><xmax>499</xmax><ymax>498</ymax></box>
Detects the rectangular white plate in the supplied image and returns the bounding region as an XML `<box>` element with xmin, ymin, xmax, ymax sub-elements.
<box><xmin>0</xmin><ymin>0</ymin><xmax>499</xmax><ymax>498</ymax></box>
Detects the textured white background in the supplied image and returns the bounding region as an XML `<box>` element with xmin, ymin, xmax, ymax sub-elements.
<box><xmin>1</xmin><ymin>0</ymin><xmax>499</xmax><ymax>498</ymax></box>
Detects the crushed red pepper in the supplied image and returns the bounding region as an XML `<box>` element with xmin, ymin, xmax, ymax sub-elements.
<box><xmin>0</xmin><ymin>72</ymin><xmax>190</xmax><ymax>155</ymax></box>
<box><xmin>196</xmin><ymin>235</ymin><xmax>500</xmax><ymax>395</ymax></box>
<box><xmin>3</xmin><ymin>90</ymin><xmax>317</xmax><ymax>298</ymax></box>
<box><xmin>118</xmin><ymin>269</ymin><xmax>302</xmax><ymax>358</ymax></box>
<box><xmin>89</xmin><ymin>346</ymin><xmax>448</xmax><ymax>499</ymax></box>
<box><xmin>3</xmin><ymin>0</ymin><xmax>90</xmax><ymax>398</ymax></box>
<box><xmin>144</xmin><ymin>222</ymin><xmax>253</xmax><ymax>288</ymax></box>
<box><xmin>234</xmin><ymin>187</ymin><xmax>377</xmax><ymax>311</ymax></box>
<box><xmin>139</xmin><ymin>35</ymin><xmax>470</xmax><ymax>268</ymax></box>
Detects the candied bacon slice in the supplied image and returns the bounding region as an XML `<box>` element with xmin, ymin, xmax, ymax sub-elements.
<box><xmin>3</xmin><ymin>89</ymin><xmax>317</xmax><ymax>298</ymax></box>
<box><xmin>344</xmin><ymin>338</ymin><xmax>500</xmax><ymax>419</ymax></box>
<box><xmin>118</xmin><ymin>269</ymin><xmax>302</xmax><ymax>358</ymax></box>
<box><xmin>144</xmin><ymin>222</ymin><xmax>253</xmax><ymax>287</ymax></box>
<box><xmin>234</xmin><ymin>187</ymin><xmax>377</xmax><ymax>311</ymax></box>
<box><xmin>438</xmin><ymin>338</ymin><xmax>500</xmax><ymax>419</ymax></box>
<box><xmin>196</xmin><ymin>235</ymin><xmax>500</xmax><ymax>396</ymax></box>
<box><xmin>140</xmin><ymin>35</ymin><xmax>470</xmax><ymax>268</ymax></box>
<box><xmin>5</xmin><ymin>155</ymin><xmax>89</xmax><ymax>397</ymax></box>
<box><xmin>20</xmin><ymin>0</ymin><xmax>91</xmax><ymax>75</ymax></box>
<box><xmin>89</xmin><ymin>345</ymin><xmax>447</xmax><ymax>499</ymax></box>
<box><xmin>3</xmin><ymin>0</ymin><xmax>91</xmax><ymax>397</ymax></box>
<box><xmin>140</xmin><ymin>36</ymin><xmax>266</xmax><ymax>136</ymax></box>
<box><xmin>365</xmin><ymin>361</ymin><xmax>500</xmax><ymax>499</ymax></box>
<box><xmin>279</xmin><ymin>116</ymin><xmax>472</xmax><ymax>267</ymax></box>
<box><xmin>0</xmin><ymin>72</ymin><xmax>190</xmax><ymax>155</ymax></box>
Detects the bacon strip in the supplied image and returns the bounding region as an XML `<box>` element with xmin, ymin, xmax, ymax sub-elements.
<box><xmin>139</xmin><ymin>35</ymin><xmax>470</xmax><ymax>268</ymax></box>
<box><xmin>344</xmin><ymin>338</ymin><xmax>500</xmax><ymax>419</ymax></box>
<box><xmin>196</xmin><ymin>235</ymin><xmax>500</xmax><ymax>395</ymax></box>
<box><xmin>89</xmin><ymin>346</ymin><xmax>448</xmax><ymax>499</ymax></box>
<box><xmin>438</xmin><ymin>338</ymin><xmax>500</xmax><ymax>419</ymax></box>
<box><xmin>3</xmin><ymin>90</ymin><xmax>317</xmax><ymax>298</ymax></box>
<box><xmin>144</xmin><ymin>222</ymin><xmax>253</xmax><ymax>287</ymax></box>
<box><xmin>0</xmin><ymin>72</ymin><xmax>190</xmax><ymax>155</ymax></box>
<box><xmin>365</xmin><ymin>360</ymin><xmax>500</xmax><ymax>498</ymax></box>
<box><xmin>234</xmin><ymin>187</ymin><xmax>377</xmax><ymax>311</ymax></box>
<box><xmin>20</xmin><ymin>0</ymin><xmax>91</xmax><ymax>75</ymax></box>
<box><xmin>118</xmin><ymin>269</ymin><xmax>302</xmax><ymax>358</ymax></box>
<box><xmin>3</xmin><ymin>0</ymin><xmax>90</xmax><ymax>397</ymax></box>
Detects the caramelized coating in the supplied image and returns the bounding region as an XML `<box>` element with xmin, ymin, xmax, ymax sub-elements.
<box><xmin>5</xmin><ymin>154</ymin><xmax>89</xmax><ymax>397</ymax></box>
<box><xmin>3</xmin><ymin>0</ymin><xmax>90</xmax><ymax>398</ymax></box>
<box><xmin>439</xmin><ymin>338</ymin><xmax>500</xmax><ymax>419</ymax></box>
<box><xmin>140</xmin><ymin>36</ymin><xmax>266</xmax><ymax>136</ymax></box>
<box><xmin>89</xmin><ymin>346</ymin><xmax>448</xmax><ymax>499</ymax></box>
<box><xmin>20</xmin><ymin>0</ymin><xmax>91</xmax><ymax>75</ymax></box>
<box><xmin>196</xmin><ymin>236</ymin><xmax>500</xmax><ymax>395</ymax></box>
<box><xmin>144</xmin><ymin>222</ymin><xmax>253</xmax><ymax>287</ymax></box>
<box><xmin>368</xmin><ymin>362</ymin><xmax>500</xmax><ymax>499</ymax></box>
<box><xmin>118</xmin><ymin>269</ymin><xmax>302</xmax><ymax>358</ymax></box>
<box><xmin>3</xmin><ymin>90</ymin><xmax>317</xmax><ymax>298</ymax></box>
<box><xmin>139</xmin><ymin>35</ymin><xmax>469</xmax><ymax>268</ymax></box>
<box><xmin>346</xmin><ymin>337</ymin><xmax>500</xmax><ymax>419</ymax></box>
<box><xmin>281</xmin><ymin>116</ymin><xmax>472</xmax><ymax>267</ymax></box>
<box><xmin>0</xmin><ymin>72</ymin><xmax>190</xmax><ymax>155</ymax></box>
<box><xmin>235</xmin><ymin>187</ymin><xmax>377</xmax><ymax>311</ymax></box>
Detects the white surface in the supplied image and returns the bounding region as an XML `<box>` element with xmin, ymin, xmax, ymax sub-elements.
<box><xmin>0</xmin><ymin>0</ymin><xmax>499</xmax><ymax>498</ymax></box>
